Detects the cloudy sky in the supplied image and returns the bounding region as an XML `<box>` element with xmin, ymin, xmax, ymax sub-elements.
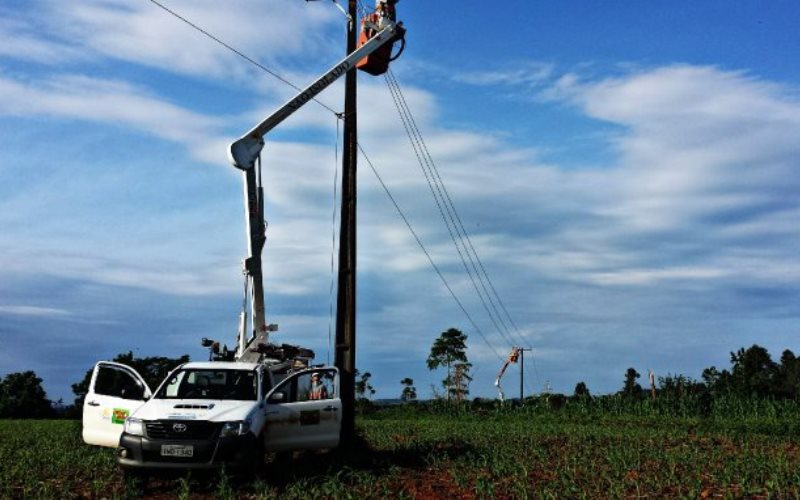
<box><xmin>1</xmin><ymin>0</ymin><xmax>799</xmax><ymax>402</ymax></box>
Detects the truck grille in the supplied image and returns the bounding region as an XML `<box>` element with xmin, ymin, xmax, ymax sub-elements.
<box><xmin>145</xmin><ymin>420</ymin><xmax>220</xmax><ymax>440</ymax></box>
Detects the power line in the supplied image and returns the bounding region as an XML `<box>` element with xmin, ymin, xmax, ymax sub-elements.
<box><xmin>383</xmin><ymin>69</ymin><xmax>543</xmax><ymax>390</ymax></box>
<box><xmin>327</xmin><ymin>116</ymin><xmax>341</xmax><ymax>366</ymax></box>
<box><xmin>383</xmin><ymin>72</ymin><xmax>520</xmax><ymax>345</ymax></box>
<box><xmin>358</xmin><ymin>143</ymin><xmax>504</xmax><ymax>362</ymax></box>
<box><xmin>389</xmin><ymin>70</ymin><xmax>529</xmax><ymax>344</ymax></box>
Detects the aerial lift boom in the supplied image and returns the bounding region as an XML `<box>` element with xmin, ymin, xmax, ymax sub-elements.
<box><xmin>228</xmin><ymin>19</ymin><xmax>406</xmax><ymax>361</ymax></box>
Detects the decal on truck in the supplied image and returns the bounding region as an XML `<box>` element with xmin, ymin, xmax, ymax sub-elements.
<box><xmin>112</xmin><ymin>408</ymin><xmax>130</xmax><ymax>425</ymax></box>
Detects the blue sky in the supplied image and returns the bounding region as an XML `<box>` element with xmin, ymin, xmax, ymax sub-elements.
<box><xmin>1</xmin><ymin>0</ymin><xmax>799</xmax><ymax>403</ymax></box>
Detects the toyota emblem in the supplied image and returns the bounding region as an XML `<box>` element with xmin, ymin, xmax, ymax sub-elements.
<box><xmin>172</xmin><ymin>423</ymin><xmax>187</xmax><ymax>433</ymax></box>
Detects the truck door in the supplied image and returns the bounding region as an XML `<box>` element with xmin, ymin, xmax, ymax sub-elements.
<box><xmin>82</xmin><ymin>361</ymin><xmax>152</xmax><ymax>447</ymax></box>
<box><xmin>262</xmin><ymin>368</ymin><xmax>341</xmax><ymax>451</ymax></box>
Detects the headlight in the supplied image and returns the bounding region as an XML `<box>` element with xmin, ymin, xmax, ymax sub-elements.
<box><xmin>124</xmin><ymin>417</ymin><xmax>144</xmax><ymax>437</ymax></box>
<box><xmin>219</xmin><ymin>420</ymin><xmax>251</xmax><ymax>438</ymax></box>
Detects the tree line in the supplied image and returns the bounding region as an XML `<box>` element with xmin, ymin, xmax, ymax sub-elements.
<box><xmin>2</xmin><ymin>341</ymin><xmax>799</xmax><ymax>419</ymax></box>
<box><xmin>605</xmin><ymin>344</ymin><xmax>800</xmax><ymax>402</ymax></box>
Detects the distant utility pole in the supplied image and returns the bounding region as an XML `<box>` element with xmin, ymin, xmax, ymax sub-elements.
<box><xmin>335</xmin><ymin>0</ymin><xmax>358</xmax><ymax>445</ymax></box>
<box><xmin>649</xmin><ymin>369</ymin><xmax>656</xmax><ymax>399</ymax></box>
<box><xmin>519</xmin><ymin>348</ymin><xmax>532</xmax><ymax>401</ymax></box>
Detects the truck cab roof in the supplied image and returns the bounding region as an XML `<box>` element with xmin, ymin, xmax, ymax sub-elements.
<box><xmin>180</xmin><ymin>361</ymin><xmax>261</xmax><ymax>371</ymax></box>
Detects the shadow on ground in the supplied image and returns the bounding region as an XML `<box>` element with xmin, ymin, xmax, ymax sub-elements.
<box><xmin>131</xmin><ymin>436</ymin><xmax>474</xmax><ymax>498</ymax></box>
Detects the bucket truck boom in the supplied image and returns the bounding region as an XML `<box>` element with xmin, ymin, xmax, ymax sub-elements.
<box><xmin>228</xmin><ymin>20</ymin><xmax>406</xmax><ymax>361</ymax></box>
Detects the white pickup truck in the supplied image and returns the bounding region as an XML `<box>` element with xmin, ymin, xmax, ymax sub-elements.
<box><xmin>82</xmin><ymin>360</ymin><xmax>341</xmax><ymax>470</ymax></box>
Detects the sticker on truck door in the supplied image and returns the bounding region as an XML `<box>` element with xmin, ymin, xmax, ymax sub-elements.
<box><xmin>111</xmin><ymin>408</ymin><xmax>130</xmax><ymax>424</ymax></box>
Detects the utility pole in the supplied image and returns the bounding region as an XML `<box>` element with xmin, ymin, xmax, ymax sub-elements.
<box><xmin>335</xmin><ymin>0</ymin><xmax>358</xmax><ymax>445</ymax></box>
<box><xmin>519</xmin><ymin>348</ymin><xmax>532</xmax><ymax>401</ymax></box>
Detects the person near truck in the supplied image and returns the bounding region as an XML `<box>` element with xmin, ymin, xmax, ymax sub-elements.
<box><xmin>308</xmin><ymin>372</ymin><xmax>329</xmax><ymax>400</ymax></box>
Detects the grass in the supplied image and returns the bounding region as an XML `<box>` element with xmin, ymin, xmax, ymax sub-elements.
<box><xmin>1</xmin><ymin>407</ymin><xmax>799</xmax><ymax>498</ymax></box>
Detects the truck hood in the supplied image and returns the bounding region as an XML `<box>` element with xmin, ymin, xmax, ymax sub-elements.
<box><xmin>132</xmin><ymin>399</ymin><xmax>257</xmax><ymax>422</ymax></box>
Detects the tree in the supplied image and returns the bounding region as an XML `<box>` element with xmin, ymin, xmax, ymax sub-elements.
<box><xmin>449</xmin><ymin>362</ymin><xmax>473</xmax><ymax>401</ymax></box>
<box><xmin>730</xmin><ymin>345</ymin><xmax>776</xmax><ymax>397</ymax></box>
<box><xmin>621</xmin><ymin>368</ymin><xmax>643</xmax><ymax>399</ymax></box>
<box><xmin>427</xmin><ymin>328</ymin><xmax>468</xmax><ymax>401</ymax></box>
<box><xmin>573</xmin><ymin>381</ymin><xmax>591</xmax><ymax>399</ymax></box>
<box><xmin>0</xmin><ymin>371</ymin><xmax>54</xmax><ymax>419</ymax></box>
<box><xmin>354</xmin><ymin>370</ymin><xmax>375</xmax><ymax>400</ymax></box>
<box><xmin>72</xmin><ymin>351</ymin><xmax>190</xmax><ymax>410</ymax></box>
<box><xmin>776</xmin><ymin>349</ymin><xmax>800</xmax><ymax>399</ymax></box>
<box><xmin>400</xmin><ymin>377</ymin><xmax>417</xmax><ymax>402</ymax></box>
<box><xmin>701</xmin><ymin>366</ymin><xmax>721</xmax><ymax>388</ymax></box>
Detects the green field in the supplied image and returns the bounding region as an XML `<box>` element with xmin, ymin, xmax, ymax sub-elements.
<box><xmin>2</xmin><ymin>408</ymin><xmax>799</xmax><ymax>498</ymax></box>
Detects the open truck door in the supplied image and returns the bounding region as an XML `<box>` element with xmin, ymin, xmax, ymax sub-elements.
<box><xmin>82</xmin><ymin>361</ymin><xmax>152</xmax><ymax>448</ymax></box>
<box><xmin>263</xmin><ymin>368</ymin><xmax>341</xmax><ymax>451</ymax></box>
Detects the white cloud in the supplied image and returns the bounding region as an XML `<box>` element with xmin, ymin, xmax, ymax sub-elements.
<box><xmin>453</xmin><ymin>61</ymin><xmax>555</xmax><ymax>87</ymax></box>
<box><xmin>40</xmin><ymin>0</ymin><xmax>341</xmax><ymax>81</ymax></box>
<box><xmin>0</xmin><ymin>18</ymin><xmax>85</xmax><ymax>64</ymax></box>
<box><xmin>0</xmin><ymin>306</ymin><xmax>71</xmax><ymax>317</ymax></box>
<box><xmin>0</xmin><ymin>73</ymin><xmax>230</xmax><ymax>166</ymax></box>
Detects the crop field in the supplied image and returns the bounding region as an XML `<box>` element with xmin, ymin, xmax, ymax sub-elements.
<box><xmin>2</xmin><ymin>405</ymin><xmax>800</xmax><ymax>499</ymax></box>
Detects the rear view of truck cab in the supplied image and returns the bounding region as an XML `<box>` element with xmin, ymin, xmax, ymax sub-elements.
<box><xmin>82</xmin><ymin>361</ymin><xmax>342</xmax><ymax>471</ymax></box>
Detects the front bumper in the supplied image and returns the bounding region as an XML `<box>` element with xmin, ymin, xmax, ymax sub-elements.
<box><xmin>117</xmin><ymin>431</ymin><xmax>260</xmax><ymax>470</ymax></box>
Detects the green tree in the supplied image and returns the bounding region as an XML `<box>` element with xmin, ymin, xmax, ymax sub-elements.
<box><xmin>0</xmin><ymin>371</ymin><xmax>54</xmax><ymax>418</ymax></box>
<box><xmin>400</xmin><ymin>377</ymin><xmax>417</xmax><ymax>402</ymax></box>
<box><xmin>72</xmin><ymin>351</ymin><xmax>190</xmax><ymax>410</ymax></box>
<box><xmin>730</xmin><ymin>345</ymin><xmax>776</xmax><ymax>397</ymax></box>
<box><xmin>573</xmin><ymin>381</ymin><xmax>590</xmax><ymax>398</ymax></box>
<box><xmin>355</xmin><ymin>370</ymin><xmax>375</xmax><ymax>400</ymax></box>
<box><xmin>776</xmin><ymin>349</ymin><xmax>800</xmax><ymax>399</ymax></box>
<box><xmin>426</xmin><ymin>328</ymin><xmax>468</xmax><ymax>401</ymax></box>
<box><xmin>621</xmin><ymin>367</ymin><xmax>643</xmax><ymax>399</ymax></box>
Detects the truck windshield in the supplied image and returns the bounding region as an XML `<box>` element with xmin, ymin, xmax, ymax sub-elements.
<box><xmin>155</xmin><ymin>369</ymin><xmax>257</xmax><ymax>401</ymax></box>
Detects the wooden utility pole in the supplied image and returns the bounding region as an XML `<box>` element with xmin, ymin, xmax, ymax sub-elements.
<box><xmin>335</xmin><ymin>0</ymin><xmax>358</xmax><ymax>444</ymax></box>
<box><xmin>519</xmin><ymin>348</ymin><xmax>532</xmax><ymax>401</ymax></box>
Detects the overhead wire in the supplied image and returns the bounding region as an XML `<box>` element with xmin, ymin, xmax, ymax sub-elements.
<box><xmin>357</xmin><ymin>0</ymin><xmax>529</xmax><ymax>385</ymax></box>
<box><xmin>383</xmin><ymin>69</ymin><xmax>542</xmax><ymax>392</ymax></box>
<box><xmin>357</xmin><ymin>143</ymin><xmax>504</xmax><ymax>362</ymax></box>
<box><xmin>383</xmin><ymin>71</ymin><xmax>512</xmax><ymax>344</ymax></box>
<box><xmin>386</xmin><ymin>69</ymin><xmax>531</xmax><ymax>350</ymax></box>
<box><xmin>327</xmin><ymin>116</ymin><xmax>341</xmax><ymax>367</ymax></box>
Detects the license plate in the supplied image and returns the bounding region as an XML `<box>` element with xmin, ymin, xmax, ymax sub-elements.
<box><xmin>160</xmin><ymin>444</ymin><xmax>193</xmax><ymax>457</ymax></box>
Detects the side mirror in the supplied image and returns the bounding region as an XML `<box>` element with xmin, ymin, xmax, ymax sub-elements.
<box><xmin>267</xmin><ymin>391</ymin><xmax>286</xmax><ymax>404</ymax></box>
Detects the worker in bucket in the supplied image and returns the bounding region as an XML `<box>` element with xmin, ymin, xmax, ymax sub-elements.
<box><xmin>375</xmin><ymin>0</ymin><xmax>400</xmax><ymax>23</ymax></box>
<box><xmin>376</xmin><ymin>0</ymin><xmax>398</xmax><ymax>22</ymax></box>
<box><xmin>308</xmin><ymin>372</ymin><xmax>329</xmax><ymax>400</ymax></box>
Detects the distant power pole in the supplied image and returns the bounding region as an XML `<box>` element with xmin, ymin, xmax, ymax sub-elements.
<box><xmin>649</xmin><ymin>369</ymin><xmax>656</xmax><ymax>399</ymax></box>
<box><xmin>335</xmin><ymin>0</ymin><xmax>359</xmax><ymax>445</ymax></box>
<box><xmin>519</xmin><ymin>348</ymin><xmax>532</xmax><ymax>401</ymax></box>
